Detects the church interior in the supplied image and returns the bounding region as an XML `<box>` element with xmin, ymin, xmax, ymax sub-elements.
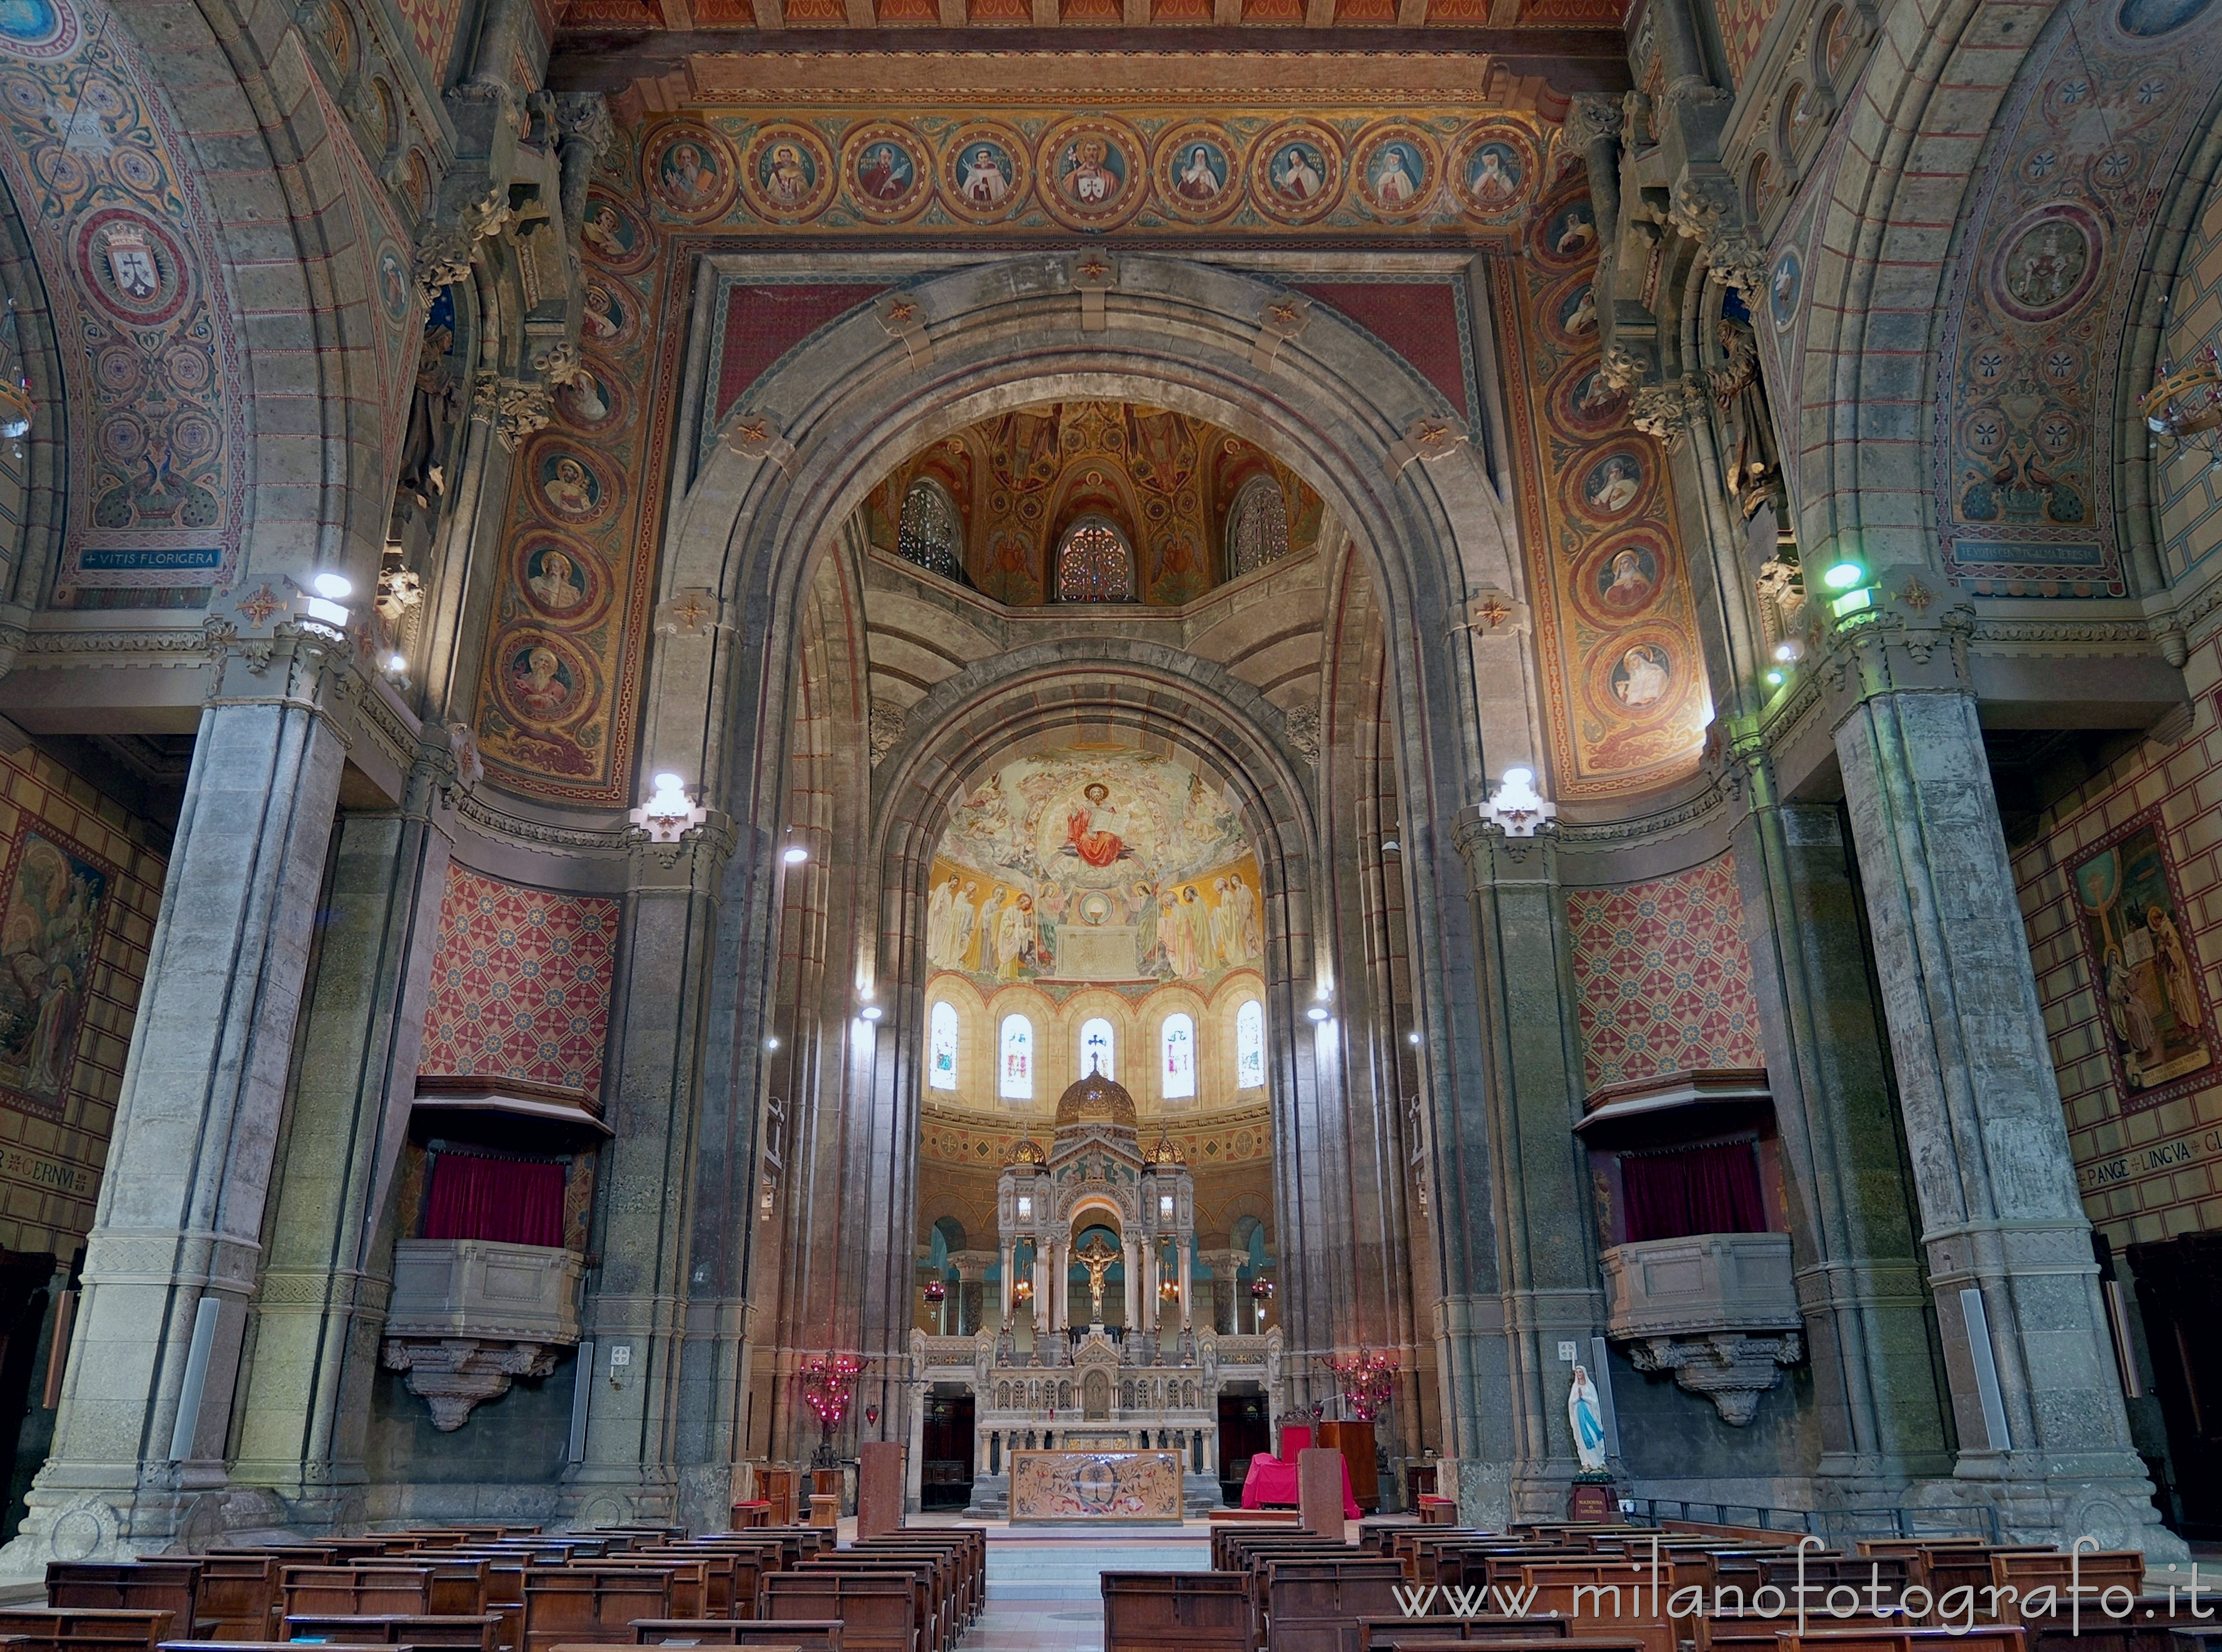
<box><xmin>0</xmin><ymin>0</ymin><xmax>2220</xmax><ymax>1623</ymax></box>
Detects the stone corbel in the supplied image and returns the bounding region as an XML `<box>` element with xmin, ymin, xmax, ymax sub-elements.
<box><xmin>1388</xmin><ymin>415</ymin><xmax>1468</xmax><ymax>476</ymax></box>
<box><xmin>1464</xmin><ymin>588</ymin><xmax>1530</xmax><ymax>638</ymax></box>
<box><xmin>414</xmin><ymin>186</ymin><xmax>513</xmax><ymax>298</ymax></box>
<box><xmin>1627</xmin><ymin>1331</ymin><xmax>1803</xmax><ymax>1426</ymax></box>
<box><xmin>382</xmin><ymin>1337</ymin><xmax>560</xmax><ymax>1431</ymax></box>
<box><xmin>1252</xmin><ymin>295</ymin><xmax>1311</xmax><ymax>367</ymax></box>
<box><xmin>877</xmin><ymin>292</ymin><xmax>934</xmax><ymax>364</ymax></box>
<box><xmin>723</xmin><ymin>411</ymin><xmax>797</xmax><ymax>473</ymax></box>
<box><xmin>1071</xmin><ymin>252</ymin><xmax>1117</xmax><ymax>332</ymax></box>
<box><xmin>655</xmin><ymin>588</ymin><xmax>720</xmax><ymax>637</ymax></box>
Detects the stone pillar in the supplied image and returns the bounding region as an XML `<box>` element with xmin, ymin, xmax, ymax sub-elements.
<box><xmin>1</xmin><ymin>634</ymin><xmax>352</xmax><ymax>1570</ymax></box>
<box><xmin>1032</xmin><ymin>1247</ymin><xmax>1049</xmax><ymax>1332</ymax></box>
<box><xmin>1141</xmin><ymin>1241</ymin><xmax>1158</xmax><ymax>1333</ymax></box>
<box><xmin>229</xmin><ymin>741</ymin><xmax>459</xmax><ymax>1527</ymax></box>
<box><xmin>1722</xmin><ymin>754</ymin><xmax>1955</xmax><ymax>1502</ymax></box>
<box><xmin>1178</xmin><ymin>1236</ymin><xmax>1193</xmax><ymax>1329</ymax></box>
<box><xmin>1122</xmin><ymin>1238</ymin><xmax>1140</xmax><ymax>1330</ymax></box>
<box><xmin>562</xmin><ymin>819</ymin><xmax>732</xmax><ymax>1528</ymax></box>
<box><xmin>1454</xmin><ymin>816</ymin><xmax>1600</xmax><ymax>1524</ymax></box>
<box><xmin>1000</xmin><ymin>1243</ymin><xmax>1014</xmax><ymax>1327</ymax></box>
<box><xmin>1830</xmin><ymin>620</ymin><xmax>2178</xmax><ymax>1552</ymax></box>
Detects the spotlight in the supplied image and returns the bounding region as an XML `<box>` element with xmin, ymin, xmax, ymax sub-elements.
<box><xmin>1764</xmin><ymin>669</ymin><xmax>1785</xmax><ymax>687</ymax></box>
<box><xmin>765</xmin><ymin>1036</ymin><xmax>781</xmax><ymax>1052</ymax></box>
<box><xmin>386</xmin><ymin>652</ymin><xmax>407</xmax><ymax>674</ymax></box>
<box><xmin>1407</xmin><ymin>1031</ymin><xmax>1421</xmax><ymax>1046</ymax></box>
<box><xmin>783</xmin><ymin>845</ymin><xmax>810</xmax><ymax>865</ymax></box>
<box><xmin>1306</xmin><ymin>1006</ymin><xmax>1329</xmax><ymax>1023</ymax></box>
<box><xmin>1773</xmin><ymin>641</ymin><xmax>1800</xmax><ymax>663</ymax></box>
<box><xmin>1821</xmin><ymin>558</ymin><xmax>1869</xmax><ymax>591</ymax></box>
<box><xmin>860</xmin><ymin>1005</ymin><xmax>883</xmax><ymax>1022</ymax></box>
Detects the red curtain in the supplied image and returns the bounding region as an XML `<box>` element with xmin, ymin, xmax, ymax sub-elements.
<box><xmin>1620</xmin><ymin>1141</ymin><xmax>1767</xmax><ymax>1243</ymax></box>
<box><xmin>424</xmin><ymin>1151</ymin><xmax>566</xmax><ymax>1247</ymax></box>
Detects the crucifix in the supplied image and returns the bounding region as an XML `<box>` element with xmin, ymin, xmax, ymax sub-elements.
<box><xmin>1075</xmin><ymin>1234</ymin><xmax>1121</xmax><ymax>1324</ymax></box>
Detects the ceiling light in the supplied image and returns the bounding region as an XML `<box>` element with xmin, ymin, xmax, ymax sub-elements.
<box><xmin>1821</xmin><ymin>558</ymin><xmax>1869</xmax><ymax>591</ymax></box>
<box><xmin>1408</xmin><ymin>1031</ymin><xmax>1421</xmax><ymax>1046</ymax></box>
<box><xmin>1764</xmin><ymin>669</ymin><xmax>1785</xmax><ymax>687</ymax></box>
<box><xmin>860</xmin><ymin>1005</ymin><xmax>883</xmax><ymax>1022</ymax></box>
<box><xmin>312</xmin><ymin>571</ymin><xmax>353</xmax><ymax>601</ymax></box>
<box><xmin>765</xmin><ymin>1037</ymin><xmax>781</xmax><ymax>1052</ymax></box>
<box><xmin>386</xmin><ymin>653</ymin><xmax>407</xmax><ymax>674</ymax></box>
<box><xmin>1306</xmin><ymin>1006</ymin><xmax>1329</xmax><ymax>1023</ymax></box>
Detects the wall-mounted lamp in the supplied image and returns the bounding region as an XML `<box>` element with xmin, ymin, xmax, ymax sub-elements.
<box><xmin>782</xmin><ymin>843</ymin><xmax>810</xmax><ymax>865</ymax></box>
<box><xmin>859</xmin><ymin>1004</ymin><xmax>883</xmax><ymax>1022</ymax></box>
<box><xmin>765</xmin><ymin>1036</ymin><xmax>781</xmax><ymax>1052</ymax></box>
<box><xmin>1407</xmin><ymin>1030</ymin><xmax>1422</xmax><ymax>1046</ymax></box>
<box><xmin>293</xmin><ymin>571</ymin><xmax>352</xmax><ymax>636</ymax></box>
<box><xmin>1306</xmin><ymin>1005</ymin><xmax>1330</xmax><ymax>1023</ymax></box>
<box><xmin>631</xmin><ymin>771</ymin><xmax>707</xmax><ymax>843</ymax></box>
<box><xmin>1480</xmin><ymin>766</ymin><xmax>1557</xmax><ymax>837</ymax></box>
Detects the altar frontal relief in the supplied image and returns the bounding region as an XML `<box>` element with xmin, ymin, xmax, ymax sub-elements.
<box><xmin>1008</xmin><ymin>1449</ymin><xmax>1183</xmax><ymax>1522</ymax></box>
<box><xmin>926</xmin><ymin>748</ymin><xmax>1261</xmax><ymax>986</ymax></box>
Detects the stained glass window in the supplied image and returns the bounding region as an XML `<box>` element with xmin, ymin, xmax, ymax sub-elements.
<box><xmin>898</xmin><ymin>479</ymin><xmax>963</xmax><ymax>580</ymax></box>
<box><xmin>1054</xmin><ymin>516</ymin><xmax>1134</xmax><ymax>602</ymax></box>
<box><xmin>929</xmin><ymin>1001</ymin><xmax>959</xmax><ymax>1091</ymax></box>
<box><xmin>1079</xmin><ymin>1017</ymin><xmax>1116</xmax><ymax>1080</ymax></box>
<box><xmin>1226</xmin><ymin>478</ymin><xmax>1290</xmax><ymax>579</ymax></box>
<box><xmin>1236</xmin><ymin>1000</ymin><xmax>1265</xmax><ymax>1089</ymax></box>
<box><xmin>1000</xmin><ymin>1014</ymin><xmax>1033</xmax><ymax>1099</ymax></box>
<box><xmin>1161</xmin><ymin>1013</ymin><xmax>1197</xmax><ymax>1100</ymax></box>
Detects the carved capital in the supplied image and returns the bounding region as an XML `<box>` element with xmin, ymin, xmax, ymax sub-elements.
<box><xmin>1565</xmin><ymin>94</ymin><xmax>1623</xmax><ymax>153</ymax></box>
<box><xmin>1630</xmin><ymin>384</ymin><xmax>1690</xmax><ymax>442</ymax></box>
<box><xmin>1626</xmin><ymin>1331</ymin><xmax>1802</xmax><ymax>1426</ymax></box>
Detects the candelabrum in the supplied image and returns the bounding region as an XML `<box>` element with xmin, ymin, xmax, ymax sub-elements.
<box><xmin>2145</xmin><ymin>343</ymin><xmax>2222</xmax><ymax>466</ymax></box>
<box><xmin>800</xmin><ymin>1353</ymin><xmax>864</xmax><ymax>1468</ymax></box>
<box><xmin>1327</xmin><ymin>1346</ymin><xmax>1398</xmax><ymax>1422</ymax></box>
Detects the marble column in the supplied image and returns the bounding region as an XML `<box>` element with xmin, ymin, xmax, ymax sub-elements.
<box><xmin>1178</xmin><ymin>1237</ymin><xmax>1193</xmax><ymax>1329</ymax></box>
<box><xmin>999</xmin><ymin>1243</ymin><xmax>1014</xmax><ymax>1328</ymax></box>
<box><xmin>1455</xmin><ymin>815</ymin><xmax>1601</xmax><ymax>1524</ymax></box>
<box><xmin>1122</xmin><ymin>1238</ymin><xmax>1140</xmax><ymax>1330</ymax></box>
<box><xmin>1</xmin><ymin>634</ymin><xmax>353</xmax><ymax>1571</ymax></box>
<box><xmin>229</xmin><ymin>740</ymin><xmax>459</xmax><ymax>1527</ymax></box>
<box><xmin>1830</xmin><ymin>621</ymin><xmax>2179</xmax><ymax>1552</ymax></box>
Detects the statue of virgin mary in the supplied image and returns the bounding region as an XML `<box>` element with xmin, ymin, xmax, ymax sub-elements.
<box><xmin>1569</xmin><ymin>1365</ymin><xmax>1609</xmax><ymax>1474</ymax></box>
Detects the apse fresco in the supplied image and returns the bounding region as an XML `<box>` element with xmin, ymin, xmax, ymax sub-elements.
<box><xmin>1489</xmin><ymin>181</ymin><xmax>1710</xmax><ymax>796</ymax></box>
<box><xmin>926</xmin><ymin>750</ymin><xmax>1262</xmax><ymax>986</ymax></box>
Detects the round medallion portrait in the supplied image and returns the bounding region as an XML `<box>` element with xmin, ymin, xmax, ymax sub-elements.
<box><xmin>1152</xmin><ymin>122</ymin><xmax>1244</xmax><ymax>224</ymax></box>
<box><xmin>1588</xmin><ymin>631</ymin><xmax>1681</xmax><ymax>719</ymax></box>
<box><xmin>74</xmin><ymin>209</ymin><xmax>191</xmax><ymax>329</ymax></box>
<box><xmin>0</xmin><ymin>0</ymin><xmax>79</xmax><ymax>61</ymax></box>
<box><xmin>375</xmin><ymin>241</ymin><xmax>412</xmax><ymax>325</ymax></box>
<box><xmin>2116</xmin><ymin>0</ymin><xmax>2217</xmax><ymax>36</ymax></box>
<box><xmin>1351</xmin><ymin>123</ymin><xmax>1441</xmax><ymax>221</ymax></box>
<box><xmin>530</xmin><ymin>445</ymin><xmax>617</xmax><ymax>528</ymax></box>
<box><xmin>1564</xmin><ymin>441</ymin><xmax>1651</xmax><ymax>524</ymax></box>
<box><xmin>1452</xmin><ymin>126</ymin><xmax>1536</xmax><ymax>222</ymax></box>
<box><xmin>842</xmin><ymin>122</ymin><xmax>933</xmax><ymax>223</ymax></box>
<box><xmin>579</xmin><ymin>190</ymin><xmax>652</xmax><ymax>274</ymax></box>
<box><xmin>741</xmin><ymin>123</ymin><xmax>835</xmax><ymax>225</ymax></box>
<box><xmin>938</xmin><ymin>122</ymin><xmax>1033</xmax><ymax>225</ymax></box>
<box><xmin>1038</xmin><ymin>117</ymin><xmax>1147</xmax><ymax>231</ymax></box>
<box><xmin>1768</xmin><ymin>245</ymin><xmax>1802</xmax><ymax>333</ymax></box>
<box><xmin>494</xmin><ymin>630</ymin><xmax>597</xmax><ymax>730</ymax></box>
<box><xmin>1550</xmin><ymin>359</ymin><xmax>1629</xmax><ymax>436</ymax></box>
<box><xmin>1533</xmin><ymin>194</ymin><xmax>1602</xmax><ymax>269</ymax></box>
<box><xmin>516</xmin><ymin>530</ymin><xmax>610</xmax><ymax>624</ymax></box>
<box><xmin>1541</xmin><ymin>273</ymin><xmax>1602</xmax><ymax>347</ymax></box>
<box><xmin>554</xmin><ymin>360</ymin><xmax>627</xmax><ymax>436</ymax></box>
<box><xmin>645</xmin><ymin>123</ymin><xmax>738</xmax><ymax>222</ymax></box>
<box><xmin>1988</xmin><ymin>203</ymin><xmax>2103</xmax><ymax>324</ymax></box>
<box><xmin>580</xmin><ymin>279</ymin><xmax>635</xmax><ymax>348</ymax></box>
<box><xmin>1248</xmin><ymin>120</ymin><xmax>1344</xmax><ymax>226</ymax></box>
<box><xmin>1573</xmin><ymin>530</ymin><xmax>1672</xmax><ymax>624</ymax></box>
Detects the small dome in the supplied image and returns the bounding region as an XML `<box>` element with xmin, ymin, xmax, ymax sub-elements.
<box><xmin>1144</xmin><ymin>1134</ymin><xmax>1185</xmax><ymax>1166</ymax></box>
<box><xmin>1007</xmin><ymin>1135</ymin><xmax>1048</xmax><ymax>1167</ymax></box>
<box><xmin>1054</xmin><ymin>1069</ymin><xmax>1139</xmax><ymax>1131</ymax></box>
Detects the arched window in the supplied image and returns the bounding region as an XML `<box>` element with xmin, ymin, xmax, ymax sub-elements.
<box><xmin>1000</xmin><ymin>1014</ymin><xmax>1034</xmax><ymax>1099</ymax></box>
<box><xmin>1235</xmin><ymin>1000</ymin><xmax>1265</xmax><ymax>1089</ymax></box>
<box><xmin>1079</xmin><ymin>1017</ymin><xmax>1115</xmax><ymax>1080</ymax></box>
<box><xmin>897</xmin><ymin>478</ymin><xmax>963</xmax><ymax>580</ymax></box>
<box><xmin>1225</xmin><ymin>477</ymin><xmax>1290</xmax><ymax>580</ymax></box>
<box><xmin>928</xmin><ymin>1001</ymin><xmax>960</xmax><ymax>1091</ymax></box>
<box><xmin>1054</xmin><ymin>516</ymin><xmax>1135</xmax><ymax>602</ymax></box>
<box><xmin>1161</xmin><ymin>1013</ymin><xmax>1197</xmax><ymax>1100</ymax></box>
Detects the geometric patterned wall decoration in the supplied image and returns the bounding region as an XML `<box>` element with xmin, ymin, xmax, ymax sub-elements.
<box><xmin>417</xmin><ymin>865</ymin><xmax>620</xmax><ymax>1105</ymax></box>
<box><xmin>0</xmin><ymin>745</ymin><xmax>167</xmax><ymax>1257</ymax></box>
<box><xmin>1565</xmin><ymin>853</ymin><xmax>1764</xmax><ymax>1095</ymax></box>
<box><xmin>1933</xmin><ymin>0</ymin><xmax>2222</xmax><ymax>594</ymax></box>
<box><xmin>0</xmin><ymin>0</ymin><xmax>247</xmax><ymax>599</ymax></box>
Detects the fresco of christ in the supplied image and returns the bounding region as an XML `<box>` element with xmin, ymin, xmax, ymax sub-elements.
<box><xmin>1063</xmin><ymin>781</ymin><xmax>1130</xmax><ymax>868</ymax></box>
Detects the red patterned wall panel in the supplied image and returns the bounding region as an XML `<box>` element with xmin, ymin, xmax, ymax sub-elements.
<box><xmin>1565</xmin><ymin>854</ymin><xmax>1763</xmax><ymax>1094</ymax></box>
<box><xmin>418</xmin><ymin>866</ymin><xmax>620</xmax><ymax>1105</ymax></box>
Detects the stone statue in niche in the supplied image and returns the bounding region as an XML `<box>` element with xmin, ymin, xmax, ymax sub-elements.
<box><xmin>397</xmin><ymin>321</ymin><xmax>459</xmax><ymax>510</ymax></box>
<box><xmin>1708</xmin><ymin>314</ymin><xmax>1783</xmax><ymax>521</ymax></box>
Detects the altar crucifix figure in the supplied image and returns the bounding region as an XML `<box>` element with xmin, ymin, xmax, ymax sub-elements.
<box><xmin>1076</xmin><ymin>1234</ymin><xmax>1121</xmax><ymax>1325</ymax></box>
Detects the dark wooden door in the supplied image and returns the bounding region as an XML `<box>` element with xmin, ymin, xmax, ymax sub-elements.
<box><xmin>921</xmin><ymin>1394</ymin><xmax>974</xmax><ymax>1511</ymax></box>
<box><xmin>0</xmin><ymin>1248</ymin><xmax>57</xmax><ymax>1539</ymax></box>
<box><xmin>2128</xmin><ymin>1233</ymin><xmax>2222</xmax><ymax>1534</ymax></box>
<box><xmin>1218</xmin><ymin>1392</ymin><xmax>1268</xmax><ymax>1499</ymax></box>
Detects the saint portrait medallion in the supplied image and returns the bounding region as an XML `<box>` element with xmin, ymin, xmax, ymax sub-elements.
<box><xmin>1351</xmin><ymin>123</ymin><xmax>1441</xmax><ymax>222</ymax></box>
<box><xmin>741</xmin><ymin>122</ymin><xmax>836</xmax><ymax>225</ymax></box>
<box><xmin>1450</xmin><ymin>125</ymin><xmax>1536</xmax><ymax>222</ymax></box>
<box><xmin>1037</xmin><ymin>117</ymin><xmax>1147</xmax><ymax>232</ymax></box>
<box><xmin>842</xmin><ymin>122</ymin><xmax>933</xmax><ymax>223</ymax></box>
<box><xmin>1152</xmin><ymin>122</ymin><xmax>1244</xmax><ymax>225</ymax></box>
<box><xmin>1247</xmin><ymin>119</ymin><xmax>1344</xmax><ymax>226</ymax></box>
<box><xmin>938</xmin><ymin>122</ymin><xmax>1034</xmax><ymax>225</ymax></box>
<box><xmin>579</xmin><ymin>190</ymin><xmax>653</xmax><ymax>275</ymax></box>
<box><xmin>644</xmin><ymin>122</ymin><xmax>739</xmax><ymax>222</ymax></box>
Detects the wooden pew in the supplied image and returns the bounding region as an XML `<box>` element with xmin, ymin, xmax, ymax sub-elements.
<box><xmin>282</xmin><ymin>1613</ymin><xmax>503</xmax><ymax>1652</ymax></box>
<box><xmin>0</xmin><ymin>1609</ymin><xmax>179</xmax><ymax>1652</ymax></box>
<box><xmin>761</xmin><ymin>1573</ymin><xmax>915</xmax><ymax>1652</ymax></box>
<box><xmin>632</xmin><ymin>1622</ymin><xmax>843</xmax><ymax>1650</ymax></box>
<box><xmin>198</xmin><ymin>1557</ymin><xmax>285</xmax><ymax>1642</ymax></box>
<box><xmin>1991</xmin><ymin>1554</ymin><xmax>2147</xmax><ymax>1621</ymax></box>
<box><xmin>522</xmin><ymin>1570</ymin><xmax>673</xmax><ymax>1652</ymax></box>
<box><xmin>283</xmin><ymin>1569</ymin><xmax>438</xmax><ymax>1623</ymax></box>
<box><xmin>1101</xmin><ymin>1572</ymin><xmax>1250</xmax><ymax>1652</ymax></box>
<box><xmin>1358</xmin><ymin>1628</ymin><xmax>1598</xmax><ymax>1651</ymax></box>
<box><xmin>796</xmin><ymin>1560</ymin><xmax>937</xmax><ymax>1652</ymax></box>
<box><xmin>47</xmin><ymin>1565</ymin><xmax>204</xmax><ymax>1641</ymax></box>
<box><xmin>1777</xmin><ymin>1629</ymin><xmax>2024</xmax><ymax>1652</ymax></box>
<box><xmin>1263</xmin><ymin>1556</ymin><xmax>1411</xmax><ymax>1652</ymax></box>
